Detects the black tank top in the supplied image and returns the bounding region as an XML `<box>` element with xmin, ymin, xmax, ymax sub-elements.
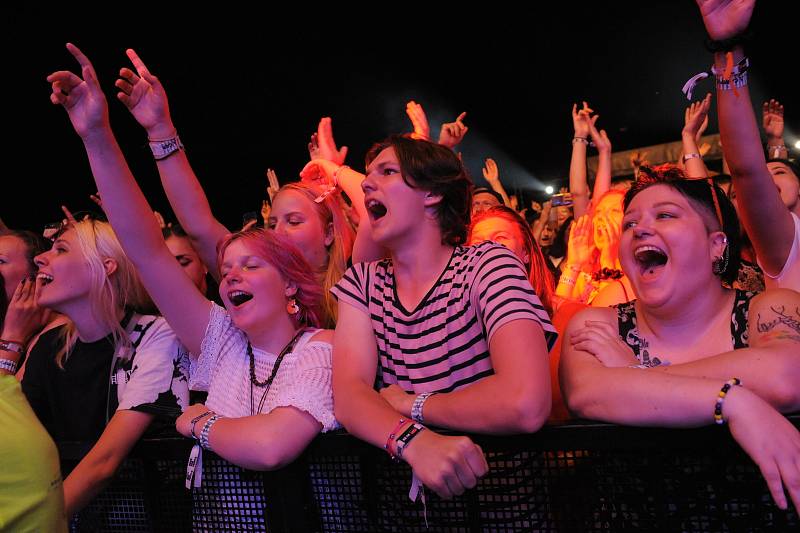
<box><xmin>615</xmin><ymin>289</ymin><xmax>756</xmax><ymax>365</ymax></box>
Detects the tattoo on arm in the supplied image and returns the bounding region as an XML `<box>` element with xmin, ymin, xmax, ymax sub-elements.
<box><xmin>756</xmin><ymin>305</ymin><xmax>800</xmax><ymax>338</ymax></box>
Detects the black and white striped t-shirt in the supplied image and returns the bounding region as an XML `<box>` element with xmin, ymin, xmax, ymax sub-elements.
<box><xmin>332</xmin><ymin>242</ymin><xmax>557</xmax><ymax>393</ymax></box>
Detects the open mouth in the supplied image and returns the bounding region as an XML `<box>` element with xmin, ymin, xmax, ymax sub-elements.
<box><xmin>634</xmin><ymin>245</ymin><xmax>668</xmax><ymax>280</ymax></box>
<box><xmin>365</xmin><ymin>199</ymin><xmax>387</xmax><ymax>221</ymax></box>
<box><xmin>37</xmin><ymin>272</ymin><xmax>54</xmax><ymax>286</ymax></box>
<box><xmin>228</xmin><ymin>290</ymin><xmax>254</xmax><ymax>307</ymax></box>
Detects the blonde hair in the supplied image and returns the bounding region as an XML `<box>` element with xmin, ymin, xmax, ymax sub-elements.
<box><xmin>276</xmin><ymin>183</ymin><xmax>355</xmax><ymax>327</ymax></box>
<box><xmin>56</xmin><ymin>220</ymin><xmax>153</xmax><ymax>367</ymax></box>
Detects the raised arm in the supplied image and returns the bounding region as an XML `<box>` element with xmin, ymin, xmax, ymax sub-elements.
<box><xmin>482</xmin><ymin>158</ymin><xmax>511</xmax><ymax>207</ymax></box>
<box><xmin>696</xmin><ymin>0</ymin><xmax>796</xmax><ymax>275</ymax></box>
<box><xmin>48</xmin><ymin>44</ymin><xmax>210</xmax><ymax>354</ymax></box>
<box><xmin>438</xmin><ymin>112</ymin><xmax>469</xmax><ymax>150</ymax></box>
<box><xmin>569</xmin><ymin>103</ymin><xmax>593</xmax><ymax>218</ymax></box>
<box><xmin>587</xmin><ymin>110</ymin><xmax>613</xmax><ymax>201</ymax></box>
<box><xmin>681</xmin><ymin>93</ymin><xmax>712</xmax><ymax>178</ymax></box>
<box><xmin>763</xmin><ymin>99</ymin><xmax>788</xmax><ymax>159</ymax></box>
<box><xmin>115</xmin><ymin>49</ymin><xmax>228</xmax><ymax>278</ymax></box>
<box><xmin>406</xmin><ymin>100</ymin><xmax>431</xmax><ymax>141</ymax></box>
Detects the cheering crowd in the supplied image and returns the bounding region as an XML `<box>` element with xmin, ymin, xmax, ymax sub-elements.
<box><xmin>1</xmin><ymin>1</ymin><xmax>798</xmax><ymax>530</ymax></box>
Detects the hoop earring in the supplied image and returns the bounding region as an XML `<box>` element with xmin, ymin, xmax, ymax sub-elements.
<box><xmin>286</xmin><ymin>297</ymin><xmax>300</xmax><ymax>315</ymax></box>
<box><xmin>712</xmin><ymin>244</ymin><xmax>730</xmax><ymax>276</ymax></box>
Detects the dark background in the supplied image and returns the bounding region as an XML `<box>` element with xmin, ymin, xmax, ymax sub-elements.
<box><xmin>3</xmin><ymin>3</ymin><xmax>798</xmax><ymax>231</ymax></box>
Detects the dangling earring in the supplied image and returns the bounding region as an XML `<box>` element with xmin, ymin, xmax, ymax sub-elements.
<box><xmin>286</xmin><ymin>297</ymin><xmax>300</xmax><ymax>315</ymax></box>
<box><xmin>712</xmin><ymin>244</ymin><xmax>730</xmax><ymax>276</ymax></box>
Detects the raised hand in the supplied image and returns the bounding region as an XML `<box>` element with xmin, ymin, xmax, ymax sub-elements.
<box><xmin>406</xmin><ymin>100</ymin><xmax>431</xmax><ymax>140</ymax></box>
<box><xmin>316</xmin><ymin>117</ymin><xmax>348</xmax><ymax>166</ymax></box>
<box><xmin>588</xmin><ymin>115</ymin><xmax>611</xmax><ymax>153</ymax></box>
<box><xmin>629</xmin><ymin>151</ymin><xmax>650</xmax><ymax>172</ymax></box>
<box><xmin>683</xmin><ymin>93</ymin><xmax>712</xmax><ymax>139</ymax></box>
<box><xmin>266</xmin><ymin>168</ymin><xmax>280</xmax><ymax>203</ymax></box>
<box><xmin>308</xmin><ymin>132</ymin><xmax>321</xmax><ymax>160</ymax></box>
<box><xmin>762</xmin><ymin>99</ymin><xmax>785</xmax><ymax>140</ymax></box>
<box><xmin>482</xmin><ymin>158</ymin><xmax>500</xmax><ymax>185</ymax></box>
<box><xmin>572</xmin><ymin>102</ymin><xmax>594</xmax><ymax>139</ymax></box>
<box><xmin>695</xmin><ymin>0</ymin><xmax>755</xmax><ymax>41</ymax></box>
<box><xmin>299</xmin><ymin>159</ymin><xmax>339</xmax><ymax>188</ymax></box>
<box><xmin>566</xmin><ymin>215</ymin><xmax>595</xmax><ymax>269</ymax></box>
<box><xmin>115</xmin><ymin>49</ymin><xmax>175</xmax><ymax>139</ymax></box>
<box><xmin>47</xmin><ymin>43</ymin><xmax>109</xmax><ymax>139</ymax></box>
<box><xmin>438</xmin><ymin>112</ymin><xmax>468</xmax><ymax>149</ymax></box>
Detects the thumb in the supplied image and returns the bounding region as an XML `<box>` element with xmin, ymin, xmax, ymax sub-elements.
<box><xmin>338</xmin><ymin>146</ymin><xmax>348</xmax><ymax>161</ymax></box>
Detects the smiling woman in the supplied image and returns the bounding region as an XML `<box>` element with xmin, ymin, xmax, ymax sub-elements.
<box><xmin>44</xmin><ymin>43</ymin><xmax>340</xmax><ymax>529</ymax></box>
<box><xmin>560</xmin><ymin>164</ymin><xmax>800</xmax><ymax>511</ymax></box>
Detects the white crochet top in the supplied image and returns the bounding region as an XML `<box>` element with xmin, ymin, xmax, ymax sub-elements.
<box><xmin>189</xmin><ymin>303</ymin><xmax>339</xmax><ymax>432</ymax></box>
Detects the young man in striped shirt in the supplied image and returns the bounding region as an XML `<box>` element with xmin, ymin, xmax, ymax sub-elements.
<box><xmin>331</xmin><ymin>135</ymin><xmax>556</xmax><ymax>499</ymax></box>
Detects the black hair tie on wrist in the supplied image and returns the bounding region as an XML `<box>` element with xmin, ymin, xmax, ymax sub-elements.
<box><xmin>704</xmin><ymin>28</ymin><xmax>754</xmax><ymax>53</ymax></box>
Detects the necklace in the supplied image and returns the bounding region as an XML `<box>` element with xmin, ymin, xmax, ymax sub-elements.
<box><xmin>248</xmin><ymin>328</ymin><xmax>307</xmax><ymax>416</ymax></box>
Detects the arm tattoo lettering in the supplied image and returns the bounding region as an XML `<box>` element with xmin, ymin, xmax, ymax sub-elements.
<box><xmin>756</xmin><ymin>305</ymin><xmax>800</xmax><ymax>336</ymax></box>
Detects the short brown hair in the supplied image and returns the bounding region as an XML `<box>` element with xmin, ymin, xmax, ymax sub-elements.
<box><xmin>366</xmin><ymin>135</ymin><xmax>473</xmax><ymax>246</ymax></box>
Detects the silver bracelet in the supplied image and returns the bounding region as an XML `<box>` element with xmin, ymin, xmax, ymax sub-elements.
<box><xmin>411</xmin><ymin>392</ymin><xmax>437</xmax><ymax>423</ymax></box>
<box><xmin>199</xmin><ymin>414</ymin><xmax>222</xmax><ymax>451</ymax></box>
<box><xmin>0</xmin><ymin>358</ymin><xmax>18</xmax><ymax>373</ymax></box>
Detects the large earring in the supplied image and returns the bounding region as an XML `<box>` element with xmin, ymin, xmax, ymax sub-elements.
<box><xmin>286</xmin><ymin>297</ymin><xmax>300</xmax><ymax>315</ymax></box>
<box><xmin>712</xmin><ymin>244</ymin><xmax>730</xmax><ymax>276</ymax></box>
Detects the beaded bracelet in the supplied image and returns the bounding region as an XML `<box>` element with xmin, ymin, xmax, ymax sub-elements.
<box><xmin>572</xmin><ymin>137</ymin><xmax>589</xmax><ymax>145</ymax></box>
<box><xmin>713</xmin><ymin>378</ymin><xmax>741</xmax><ymax>425</ymax></box>
<box><xmin>199</xmin><ymin>415</ymin><xmax>223</xmax><ymax>451</ymax></box>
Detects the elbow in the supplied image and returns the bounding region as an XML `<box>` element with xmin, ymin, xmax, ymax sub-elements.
<box><xmin>562</xmin><ymin>381</ymin><xmax>599</xmax><ymax>420</ymax></box>
<box><xmin>256</xmin><ymin>449</ymin><xmax>298</xmax><ymax>471</ymax></box>
<box><xmin>509</xmin><ymin>390</ymin><xmax>551</xmax><ymax>433</ymax></box>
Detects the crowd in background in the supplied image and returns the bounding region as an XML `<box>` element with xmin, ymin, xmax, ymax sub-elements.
<box><xmin>1</xmin><ymin>1</ymin><xmax>798</xmax><ymax>530</ymax></box>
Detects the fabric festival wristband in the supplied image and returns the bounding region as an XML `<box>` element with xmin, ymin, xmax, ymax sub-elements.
<box><xmin>0</xmin><ymin>358</ymin><xmax>18</xmax><ymax>373</ymax></box>
<box><xmin>411</xmin><ymin>392</ymin><xmax>437</xmax><ymax>423</ymax></box>
<box><xmin>199</xmin><ymin>415</ymin><xmax>222</xmax><ymax>450</ymax></box>
<box><xmin>185</xmin><ymin>444</ymin><xmax>204</xmax><ymax>489</ymax></box>
<box><xmin>395</xmin><ymin>423</ymin><xmax>426</xmax><ymax>460</ymax></box>
<box><xmin>385</xmin><ymin>418</ymin><xmax>410</xmax><ymax>460</ymax></box>
<box><xmin>0</xmin><ymin>339</ymin><xmax>24</xmax><ymax>354</ymax></box>
<box><xmin>190</xmin><ymin>411</ymin><xmax>214</xmax><ymax>440</ymax></box>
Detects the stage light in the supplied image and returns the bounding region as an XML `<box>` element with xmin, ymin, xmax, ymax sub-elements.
<box><xmin>795</xmin><ymin>140</ymin><xmax>800</xmax><ymax>150</ymax></box>
<box><xmin>545</xmin><ymin>186</ymin><xmax>554</xmax><ymax>195</ymax></box>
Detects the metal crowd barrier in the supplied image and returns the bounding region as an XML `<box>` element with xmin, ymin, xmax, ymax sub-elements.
<box><xmin>60</xmin><ymin>416</ymin><xmax>799</xmax><ymax>532</ymax></box>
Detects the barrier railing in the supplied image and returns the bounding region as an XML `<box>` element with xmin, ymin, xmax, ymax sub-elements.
<box><xmin>61</xmin><ymin>416</ymin><xmax>799</xmax><ymax>532</ymax></box>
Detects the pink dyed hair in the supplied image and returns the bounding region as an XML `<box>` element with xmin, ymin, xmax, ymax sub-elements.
<box><xmin>216</xmin><ymin>228</ymin><xmax>325</xmax><ymax>328</ymax></box>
